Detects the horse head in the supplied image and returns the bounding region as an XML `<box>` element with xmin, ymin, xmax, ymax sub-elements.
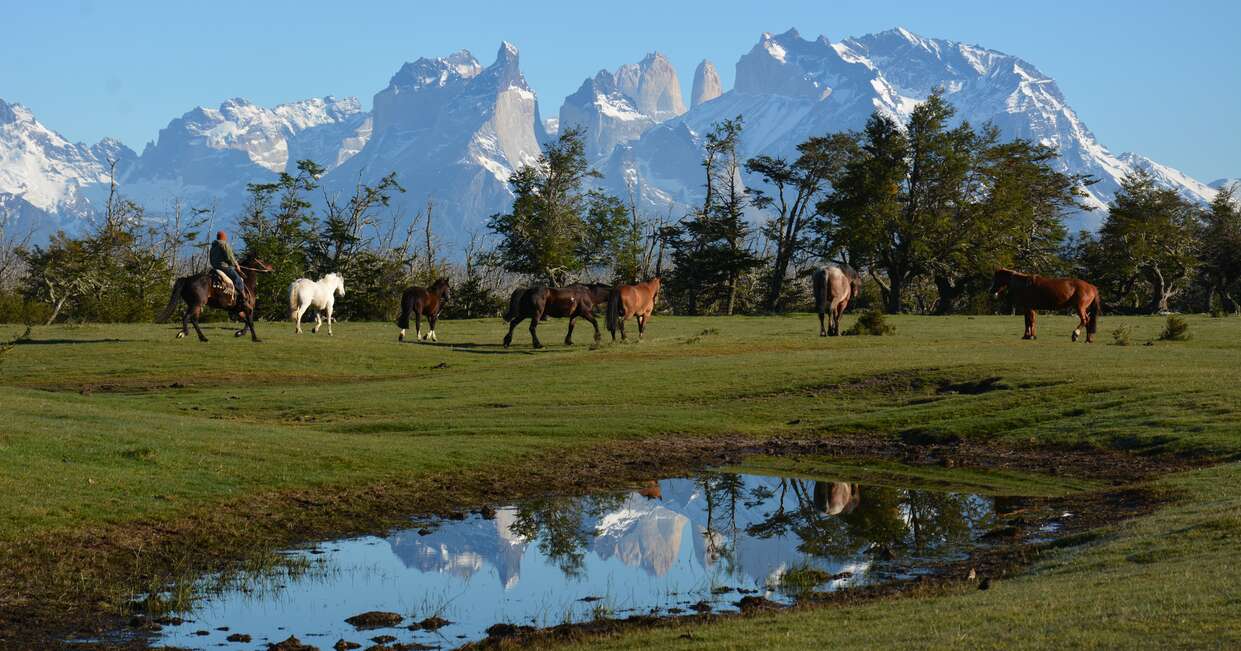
<box><xmin>432</xmin><ymin>277</ymin><xmax>451</xmax><ymax>301</ymax></box>
<box><xmin>329</xmin><ymin>272</ymin><xmax>346</xmax><ymax>297</ymax></box>
<box><xmin>991</xmin><ymin>268</ymin><xmax>1014</xmax><ymax>298</ymax></box>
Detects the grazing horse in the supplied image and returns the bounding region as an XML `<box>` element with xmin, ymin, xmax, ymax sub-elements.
<box><xmin>502</xmin><ymin>284</ymin><xmax>604</xmax><ymax>349</ymax></box>
<box><xmin>288</xmin><ymin>273</ymin><xmax>345</xmax><ymax>335</ymax></box>
<box><xmin>606</xmin><ymin>276</ymin><xmax>661</xmax><ymax>342</ymax></box>
<box><xmin>813</xmin><ymin>264</ymin><xmax>862</xmax><ymax>336</ymax></box>
<box><xmin>157</xmin><ymin>256</ymin><xmax>273</xmax><ymax>342</ymax></box>
<box><xmin>396</xmin><ymin>278</ymin><xmax>451</xmax><ymax>342</ymax></box>
<box><xmin>991</xmin><ymin>268</ymin><xmax>1101</xmax><ymax>342</ymax></box>
<box><xmin>813</xmin><ymin>482</ymin><xmax>861</xmax><ymax>516</ymax></box>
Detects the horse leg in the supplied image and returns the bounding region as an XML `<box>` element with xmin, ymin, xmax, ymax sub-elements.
<box><xmin>247</xmin><ymin>310</ymin><xmax>261</xmax><ymax>342</ymax></box>
<box><xmin>619</xmin><ymin>315</ymin><xmax>628</xmax><ymax>342</ymax></box>
<box><xmin>312</xmin><ymin>310</ymin><xmax>322</xmax><ymax>334</ymax></box>
<box><xmin>326</xmin><ymin>303</ymin><xmax>334</xmax><ymax>337</ymax></box>
<box><xmin>583</xmin><ymin>311</ymin><xmax>602</xmax><ymax>344</ymax></box>
<box><xmin>565</xmin><ymin>316</ymin><xmax>576</xmax><ymax>346</ymax></box>
<box><xmin>530</xmin><ymin>312</ymin><xmax>544</xmax><ymax>349</ymax></box>
<box><xmin>818</xmin><ymin>308</ymin><xmax>827</xmax><ymax>337</ymax></box>
<box><xmin>637</xmin><ymin>314</ymin><xmax>646</xmax><ymax>341</ymax></box>
<box><xmin>416</xmin><ymin>311</ymin><xmax>425</xmax><ymax>341</ymax></box>
<box><xmin>179</xmin><ymin>307</ymin><xmax>190</xmax><ymax>339</ymax></box>
<box><xmin>1072</xmin><ymin>302</ymin><xmax>1088</xmax><ymax>343</ymax></box>
<box><xmin>1023</xmin><ymin>310</ymin><xmax>1038</xmax><ymax>340</ymax></box>
<box><xmin>191</xmin><ymin>307</ymin><xmax>208</xmax><ymax>342</ymax></box>
<box><xmin>293</xmin><ymin>304</ymin><xmax>304</xmax><ymax>334</ymax></box>
<box><xmin>503</xmin><ymin>317</ymin><xmax>524</xmax><ymax>348</ymax></box>
<box><xmin>428</xmin><ymin>313</ymin><xmax>438</xmax><ymax>342</ymax></box>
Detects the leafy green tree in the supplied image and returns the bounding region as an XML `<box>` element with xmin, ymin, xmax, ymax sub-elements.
<box><xmin>237</xmin><ymin>159</ymin><xmax>324</xmax><ymax>320</ymax></box>
<box><xmin>1199</xmin><ymin>184</ymin><xmax>1241</xmax><ymax>313</ymax></box>
<box><xmin>666</xmin><ymin>117</ymin><xmax>762</xmax><ymax>315</ymax></box>
<box><xmin>747</xmin><ymin>133</ymin><xmax>858</xmax><ymax>311</ymax></box>
<box><xmin>1095</xmin><ymin>170</ymin><xmax>1200</xmax><ymax>313</ymax></box>
<box><xmin>488</xmin><ymin>127</ymin><xmax>624</xmax><ymax>285</ymax></box>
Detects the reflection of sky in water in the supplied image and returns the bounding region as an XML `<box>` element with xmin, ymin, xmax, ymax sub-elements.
<box><xmin>155</xmin><ymin>473</ymin><xmax>997</xmax><ymax>649</ymax></box>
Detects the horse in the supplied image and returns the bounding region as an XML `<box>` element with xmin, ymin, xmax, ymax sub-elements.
<box><xmin>606</xmin><ymin>277</ymin><xmax>661</xmax><ymax>342</ymax></box>
<box><xmin>813</xmin><ymin>264</ymin><xmax>862</xmax><ymax>336</ymax></box>
<box><xmin>502</xmin><ymin>284</ymin><xmax>605</xmax><ymax>349</ymax></box>
<box><xmin>288</xmin><ymin>273</ymin><xmax>345</xmax><ymax>336</ymax></box>
<box><xmin>813</xmin><ymin>482</ymin><xmax>861</xmax><ymax>516</ymax></box>
<box><xmin>157</xmin><ymin>255</ymin><xmax>273</xmax><ymax>342</ymax></box>
<box><xmin>991</xmin><ymin>268</ymin><xmax>1101</xmax><ymax>342</ymax></box>
<box><xmin>396</xmin><ymin>278</ymin><xmax>451</xmax><ymax>342</ymax></box>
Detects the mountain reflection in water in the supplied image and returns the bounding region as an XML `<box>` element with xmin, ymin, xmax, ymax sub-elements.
<box><xmin>154</xmin><ymin>472</ymin><xmax>998</xmax><ymax>649</ymax></box>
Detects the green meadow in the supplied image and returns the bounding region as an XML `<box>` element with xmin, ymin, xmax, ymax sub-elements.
<box><xmin>0</xmin><ymin>313</ymin><xmax>1238</xmax><ymax>647</ymax></box>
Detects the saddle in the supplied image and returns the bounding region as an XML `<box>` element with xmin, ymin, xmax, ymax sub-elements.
<box><xmin>211</xmin><ymin>270</ymin><xmax>240</xmax><ymax>306</ymax></box>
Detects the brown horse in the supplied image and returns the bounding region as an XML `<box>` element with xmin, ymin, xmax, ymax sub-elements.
<box><xmin>991</xmin><ymin>268</ymin><xmax>1101</xmax><ymax>342</ymax></box>
<box><xmin>606</xmin><ymin>277</ymin><xmax>661</xmax><ymax>342</ymax></box>
<box><xmin>396</xmin><ymin>278</ymin><xmax>451</xmax><ymax>342</ymax></box>
<box><xmin>157</xmin><ymin>256</ymin><xmax>273</xmax><ymax>342</ymax></box>
<box><xmin>502</xmin><ymin>284</ymin><xmax>605</xmax><ymax>349</ymax></box>
<box><xmin>813</xmin><ymin>482</ymin><xmax>861</xmax><ymax>516</ymax></box>
<box><xmin>813</xmin><ymin>264</ymin><xmax>862</xmax><ymax>336</ymax></box>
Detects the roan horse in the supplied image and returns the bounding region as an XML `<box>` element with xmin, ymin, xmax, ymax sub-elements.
<box><xmin>813</xmin><ymin>264</ymin><xmax>862</xmax><ymax>336</ymax></box>
<box><xmin>606</xmin><ymin>276</ymin><xmax>661</xmax><ymax>342</ymax></box>
<box><xmin>396</xmin><ymin>278</ymin><xmax>451</xmax><ymax>342</ymax></box>
<box><xmin>288</xmin><ymin>273</ymin><xmax>345</xmax><ymax>335</ymax></box>
<box><xmin>157</xmin><ymin>256</ymin><xmax>273</xmax><ymax>342</ymax></box>
<box><xmin>502</xmin><ymin>283</ymin><xmax>610</xmax><ymax>349</ymax></box>
<box><xmin>991</xmin><ymin>268</ymin><xmax>1101</xmax><ymax>342</ymax></box>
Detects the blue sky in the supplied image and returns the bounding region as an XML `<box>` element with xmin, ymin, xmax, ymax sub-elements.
<box><xmin>4</xmin><ymin>0</ymin><xmax>1238</xmax><ymax>180</ymax></box>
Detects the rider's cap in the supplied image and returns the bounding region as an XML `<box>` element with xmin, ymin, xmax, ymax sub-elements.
<box><xmin>217</xmin><ymin>230</ymin><xmax>227</xmax><ymax>240</ymax></box>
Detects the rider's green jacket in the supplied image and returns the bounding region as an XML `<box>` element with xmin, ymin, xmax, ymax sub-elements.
<box><xmin>209</xmin><ymin>239</ymin><xmax>240</xmax><ymax>270</ymax></box>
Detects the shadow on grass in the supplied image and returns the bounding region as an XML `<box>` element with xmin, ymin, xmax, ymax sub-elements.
<box><xmin>448</xmin><ymin>342</ymin><xmax>579</xmax><ymax>355</ymax></box>
<box><xmin>16</xmin><ymin>338</ymin><xmax>131</xmax><ymax>345</ymax></box>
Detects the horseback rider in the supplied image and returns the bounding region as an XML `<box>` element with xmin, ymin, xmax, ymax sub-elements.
<box><xmin>209</xmin><ymin>231</ymin><xmax>246</xmax><ymax>303</ymax></box>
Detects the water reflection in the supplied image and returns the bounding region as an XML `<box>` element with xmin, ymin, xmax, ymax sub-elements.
<box><xmin>154</xmin><ymin>472</ymin><xmax>999</xmax><ymax>649</ymax></box>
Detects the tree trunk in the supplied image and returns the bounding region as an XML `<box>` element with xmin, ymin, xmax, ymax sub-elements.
<box><xmin>932</xmin><ymin>274</ymin><xmax>961</xmax><ymax>315</ymax></box>
<box><xmin>45</xmin><ymin>294</ymin><xmax>69</xmax><ymax>325</ymax></box>
<box><xmin>765</xmin><ymin>248</ymin><xmax>790</xmax><ymax>312</ymax></box>
<box><xmin>886</xmin><ymin>271</ymin><xmax>904</xmax><ymax>314</ymax></box>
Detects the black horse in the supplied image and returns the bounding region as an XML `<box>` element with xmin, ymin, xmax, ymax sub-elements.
<box><xmin>157</xmin><ymin>255</ymin><xmax>273</xmax><ymax>342</ymax></box>
<box><xmin>502</xmin><ymin>284</ymin><xmax>610</xmax><ymax>349</ymax></box>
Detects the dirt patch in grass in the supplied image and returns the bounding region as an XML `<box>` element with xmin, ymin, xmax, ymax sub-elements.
<box><xmin>2</xmin><ymin>432</ymin><xmax>1196</xmax><ymax>648</ymax></box>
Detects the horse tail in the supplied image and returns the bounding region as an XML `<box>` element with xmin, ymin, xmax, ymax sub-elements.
<box><xmin>812</xmin><ymin>268</ymin><xmax>827</xmax><ymax>313</ymax></box>
<box><xmin>287</xmin><ymin>281</ymin><xmax>300</xmax><ymax>321</ymax></box>
<box><xmin>504</xmin><ymin>288</ymin><xmax>524</xmax><ymax>322</ymax></box>
<box><xmin>606</xmin><ymin>286</ymin><xmax>622</xmax><ymax>338</ymax></box>
<box><xmin>156</xmin><ymin>278</ymin><xmax>185</xmax><ymax>323</ymax></box>
<box><xmin>395</xmin><ymin>290</ymin><xmax>412</xmax><ymax>330</ymax></box>
<box><xmin>1087</xmin><ymin>292</ymin><xmax>1101</xmax><ymax>335</ymax></box>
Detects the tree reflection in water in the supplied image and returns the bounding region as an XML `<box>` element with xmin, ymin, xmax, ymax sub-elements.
<box><xmin>507</xmin><ymin>494</ymin><xmax>626</xmax><ymax>578</ymax></box>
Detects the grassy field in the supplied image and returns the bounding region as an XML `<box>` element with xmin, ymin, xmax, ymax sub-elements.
<box><xmin>0</xmin><ymin>312</ymin><xmax>1239</xmax><ymax>647</ymax></box>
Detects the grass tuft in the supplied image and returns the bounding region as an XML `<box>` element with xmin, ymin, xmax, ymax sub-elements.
<box><xmin>1158</xmin><ymin>315</ymin><xmax>1190</xmax><ymax>341</ymax></box>
<box><xmin>845</xmin><ymin>308</ymin><xmax>894</xmax><ymax>336</ymax></box>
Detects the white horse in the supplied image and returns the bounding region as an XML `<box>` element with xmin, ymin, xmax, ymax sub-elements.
<box><xmin>288</xmin><ymin>273</ymin><xmax>345</xmax><ymax>335</ymax></box>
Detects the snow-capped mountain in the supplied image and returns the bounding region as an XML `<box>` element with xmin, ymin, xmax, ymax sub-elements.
<box><xmin>121</xmin><ymin>95</ymin><xmax>369</xmax><ymax>213</ymax></box>
<box><xmin>1210</xmin><ymin>178</ymin><xmax>1239</xmax><ymax>191</ymax></box>
<box><xmin>611</xmin><ymin>28</ymin><xmax>1220</xmax><ymax>230</ymax></box>
<box><xmin>0</xmin><ymin>27</ymin><xmax>1226</xmax><ymax>242</ymax></box>
<box><xmin>0</xmin><ymin>98</ymin><xmax>136</xmax><ymax>230</ymax></box>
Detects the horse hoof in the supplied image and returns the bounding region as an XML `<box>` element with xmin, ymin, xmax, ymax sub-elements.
<box><xmin>177</xmin><ymin>332</ymin><xmax>186</xmax><ymax>339</ymax></box>
<box><xmin>199</xmin><ymin>337</ymin><xmax>209</xmax><ymax>342</ymax></box>
<box><xmin>234</xmin><ymin>331</ymin><xmax>245</xmax><ymax>337</ymax></box>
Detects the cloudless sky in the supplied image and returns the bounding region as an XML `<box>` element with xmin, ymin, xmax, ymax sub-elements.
<box><xmin>3</xmin><ymin>0</ymin><xmax>1238</xmax><ymax>180</ymax></box>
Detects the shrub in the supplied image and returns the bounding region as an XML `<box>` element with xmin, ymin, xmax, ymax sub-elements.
<box><xmin>845</xmin><ymin>308</ymin><xmax>894</xmax><ymax>336</ymax></box>
<box><xmin>1111</xmin><ymin>324</ymin><xmax>1132</xmax><ymax>346</ymax></box>
<box><xmin>1158</xmin><ymin>315</ymin><xmax>1190</xmax><ymax>341</ymax></box>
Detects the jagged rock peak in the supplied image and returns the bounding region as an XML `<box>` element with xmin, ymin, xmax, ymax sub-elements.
<box><xmin>388</xmin><ymin>50</ymin><xmax>484</xmax><ymax>90</ymax></box>
<box><xmin>691</xmin><ymin>60</ymin><xmax>722</xmax><ymax>107</ymax></box>
<box><xmin>613</xmin><ymin>52</ymin><xmax>686</xmax><ymax>122</ymax></box>
<box><xmin>0</xmin><ymin>98</ymin><xmax>34</xmax><ymax>125</ymax></box>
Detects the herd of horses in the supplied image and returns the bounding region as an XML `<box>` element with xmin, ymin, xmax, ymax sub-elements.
<box><xmin>156</xmin><ymin>259</ymin><xmax>1102</xmax><ymax>346</ymax></box>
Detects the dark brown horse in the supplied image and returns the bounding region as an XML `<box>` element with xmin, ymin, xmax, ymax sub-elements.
<box><xmin>157</xmin><ymin>256</ymin><xmax>273</xmax><ymax>342</ymax></box>
<box><xmin>502</xmin><ymin>284</ymin><xmax>606</xmax><ymax>349</ymax></box>
<box><xmin>813</xmin><ymin>264</ymin><xmax>862</xmax><ymax>336</ymax></box>
<box><xmin>396</xmin><ymin>278</ymin><xmax>451</xmax><ymax>342</ymax></box>
<box><xmin>606</xmin><ymin>276</ymin><xmax>661</xmax><ymax>342</ymax></box>
<box><xmin>991</xmin><ymin>268</ymin><xmax>1101</xmax><ymax>342</ymax></box>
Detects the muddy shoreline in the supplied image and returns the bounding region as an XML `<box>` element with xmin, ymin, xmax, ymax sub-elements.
<box><xmin>1</xmin><ymin>432</ymin><xmax>1192</xmax><ymax>649</ymax></box>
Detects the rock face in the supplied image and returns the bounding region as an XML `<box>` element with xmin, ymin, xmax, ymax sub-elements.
<box><xmin>614</xmin><ymin>53</ymin><xmax>687</xmax><ymax>122</ymax></box>
<box><xmin>331</xmin><ymin>42</ymin><xmax>546</xmax><ymax>243</ymax></box>
<box><xmin>558</xmin><ymin>70</ymin><xmax>657</xmax><ymax>159</ymax></box>
<box><xmin>690</xmin><ymin>60</ymin><xmax>722</xmax><ymax>107</ymax></box>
